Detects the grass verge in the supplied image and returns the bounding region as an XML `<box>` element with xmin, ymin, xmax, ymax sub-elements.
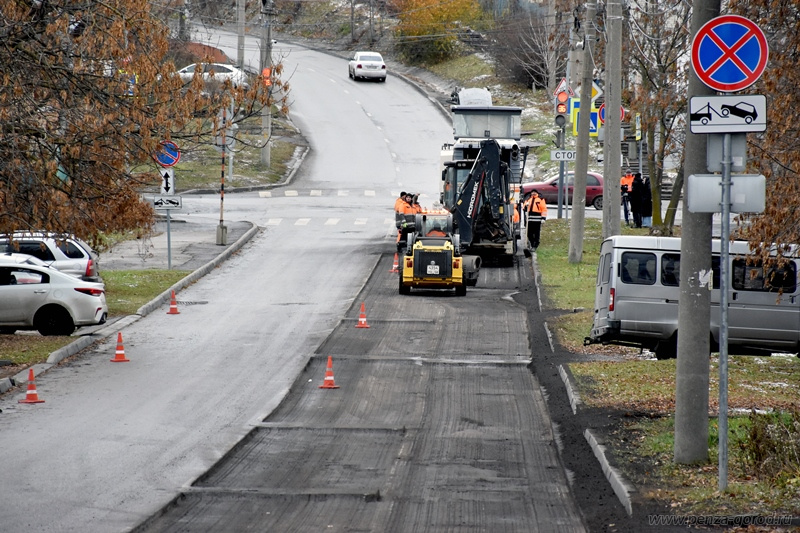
<box><xmin>0</xmin><ymin>269</ymin><xmax>190</xmax><ymax>370</ymax></box>
<box><xmin>536</xmin><ymin>217</ymin><xmax>800</xmax><ymax>520</ymax></box>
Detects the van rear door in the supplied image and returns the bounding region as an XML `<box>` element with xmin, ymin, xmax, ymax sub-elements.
<box><xmin>590</xmin><ymin>246</ymin><xmax>613</xmax><ymax>339</ymax></box>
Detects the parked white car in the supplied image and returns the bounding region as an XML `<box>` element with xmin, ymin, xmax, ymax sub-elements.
<box><xmin>0</xmin><ymin>256</ymin><xmax>108</xmax><ymax>336</ymax></box>
<box><xmin>0</xmin><ymin>232</ymin><xmax>100</xmax><ymax>282</ymax></box>
<box><xmin>177</xmin><ymin>63</ymin><xmax>250</xmax><ymax>88</ymax></box>
<box><xmin>348</xmin><ymin>51</ymin><xmax>387</xmax><ymax>82</ymax></box>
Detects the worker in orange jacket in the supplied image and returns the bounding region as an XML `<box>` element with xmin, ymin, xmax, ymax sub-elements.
<box><xmin>397</xmin><ymin>192</ymin><xmax>417</xmax><ymax>249</ymax></box>
<box><xmin>523</xmin><ymin>190</ymin><xmax>547</xmax><ymax>249</ymax></box>
<box><xmin>621</xmin><ymin>171</ymin><xmax>634</xmax><ymax>226</ymax></box>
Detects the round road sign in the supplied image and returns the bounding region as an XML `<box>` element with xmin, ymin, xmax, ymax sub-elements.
<box><xmin>597</xmin><ymin>103</ymin><xmax>624</xmax><ymax>124</ymax></box>
<box><xmin>154</xmin><ymin>140</ymin><xmax>181</xmax><ymax>168</ymax></box>
<box><xmin>691</xmin><ymin>15</ymin><xmax>768</xmax><ymax>92</ymax></box>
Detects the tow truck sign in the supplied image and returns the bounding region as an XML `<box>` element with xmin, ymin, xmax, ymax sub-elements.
<box><xmin>689</xmin><ymin>94</ymin><xmax>766</xmax><ymax>133</ymax></box>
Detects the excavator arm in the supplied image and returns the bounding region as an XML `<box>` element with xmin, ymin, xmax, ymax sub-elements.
<box><xmin>450</xmin><ymin>139</ymin><xmax>512</xmax><ymax>252</ymax></box>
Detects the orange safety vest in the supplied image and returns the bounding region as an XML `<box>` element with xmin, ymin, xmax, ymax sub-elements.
<box><xmin>621</xmin><ymin>173</ymin><xmax>634</xmax><ymax>192</ymax></box>
<box><xmin>525</xmin><ymin>196</ymin><xmax>547</xmax><ymax>218</ymax></box>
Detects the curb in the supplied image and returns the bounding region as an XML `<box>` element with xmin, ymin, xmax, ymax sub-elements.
<box><xmin>584</xmin><ymin>429</ymin><xmax>635</xmax><ymax>516</ymax></box>
<box><xmin>554</xmin><ymin>346</ymin><xmax>637</xmax><ymax>517</ymax></box>
<box><xmin>527</xmin><ymin>248</ymin><xmax>637</xmax><ymax>517</ymax></box>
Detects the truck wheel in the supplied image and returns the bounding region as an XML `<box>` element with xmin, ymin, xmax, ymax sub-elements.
<box><xmin>655</xmin><ymin>336</ymin><xmax>677</xmax><ymax>360</ymax></box>
<box><xmin>455</xmin><ymin>285</ymin><xmax>467</xmax><ymax>296</ymax></box>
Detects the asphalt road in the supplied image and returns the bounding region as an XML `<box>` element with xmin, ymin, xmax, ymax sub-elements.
<box><xmin>0</xmin><ymin>36</ymin><xmax>685</xmax><ymax>533</ymax></box>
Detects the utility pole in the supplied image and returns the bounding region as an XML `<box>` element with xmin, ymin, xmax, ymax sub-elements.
<box><xmin>237</xmin><ymin>0</ymin><xmax>245</xmax><ymax>69</ymax></box>
<box><xmin>602</xmin><ymin>0</ymin><xmax>622</xmax><ymax>239</ymax></box>
<box><xmin>674</xmin><ymin>0</ymin><xmax>720</xmax><ymax>464</ymax></box>
<box><xmin>568</xmin><ymin>1</ymin><xmax>595</xmax><ymax>264</ymax></box>
<box><xmin>260</xmin><ymin>0</ymin><xmax>273</xmax><ymax>167</ymax></box>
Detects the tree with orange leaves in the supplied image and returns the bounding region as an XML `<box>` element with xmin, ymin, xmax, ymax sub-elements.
<box><xmin>0</xmin><ymin>0</ymin><xmax>286</xmax><ymax>245</ymax></box>
<box><xmin>391</xmin><ymin>0</ymin><xmax>484</xmax><ymax>64</ymax></box>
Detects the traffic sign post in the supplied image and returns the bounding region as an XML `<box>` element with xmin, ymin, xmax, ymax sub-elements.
<box><xmin>690</xmin><ymin>14</ymin><xmax>768</xmax><ymax>492</ymax></box>
<box><xmin>153</xmin><ymin>140</ymin><xmax>181</xmax><ymax>269</ymax></box>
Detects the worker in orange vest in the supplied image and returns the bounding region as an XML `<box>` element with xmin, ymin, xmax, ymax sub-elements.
<box><xmin>397</xmin><ymin>192</ymin><xmax>417</xmax><ymax>250</ymax></box>
<box><xmin>523</xmin><ymin>190</ymin><xmax>547</xmax><ymax>249</ymax></box>
<box><xmin>621</xmin><ymin>171</ymin><xmax>634</xmax><ymax>226</ymax></box>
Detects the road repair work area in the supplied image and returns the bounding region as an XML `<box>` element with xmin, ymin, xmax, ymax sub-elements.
<box><xmin>135</xmin><ymin>252</ymin><xmax>588</xmax><ymax>531</ymax></box>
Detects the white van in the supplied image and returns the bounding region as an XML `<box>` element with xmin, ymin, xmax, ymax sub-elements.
<box><xmin>585</xmin><ymin>235</ymin><xmax>800</xmax><ymax>359</ymax></box>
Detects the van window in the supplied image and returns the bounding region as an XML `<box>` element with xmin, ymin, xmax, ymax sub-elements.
<box><xmin>596</xmin><ymin>254</ymin><xmax>605</xmax><ymax>286</ymax></box>
<box><xmin>620</xmin><ymin>252</ymin><xmax>656</xmax><ymax>285</ymax></box>
<box><xmin>732</xmin><ymin>259</ymin><xmax>796</xmax><ymax>292</ymax></box>
<box><xmin>602</xmin><ymin>252</ymin><xmax>612</xmax><ymax>284</ymax></box>
<box><xmin>661</xmin><ymin>253</ymin><xmax>680</xmax><ymax>286</ymax></box>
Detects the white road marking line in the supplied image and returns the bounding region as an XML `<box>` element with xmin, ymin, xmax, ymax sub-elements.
<box><xmin>266</xmin><ymin>219</ymin><xmax>282</xmax><ymax>225</ymax></box>
<box><xmin>259</xmin><ymin>191</ymin><xmax>272</xmax><ymax>198</ymax></box>
<box><xmin>295</xmin><ymin>218</ymin><xmax>311</xmax><ymax>226</ymax></box>
<box><xmin>325</xmin><ymin>218</ymin><xmax>340</xmax><ymax>225</ymax></box>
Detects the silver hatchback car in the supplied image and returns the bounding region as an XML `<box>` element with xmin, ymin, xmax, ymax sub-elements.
<box><xmin>0</xmin><ymin>232</ymin><xmax>101</xmax><ymax>282</ymax></box>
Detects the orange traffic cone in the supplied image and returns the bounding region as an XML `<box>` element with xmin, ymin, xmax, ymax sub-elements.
<box><xmin>389</xmin><ymin>253</ymin><xmax>399</xmax><ymax>273</ymax></box>
<box><xmin>167</xmin><ymin>290</ymin><xmax>180</xmax><ymax>315</ymax></box>
<box><xmin>355</xmin><ymin>302</ymin><xmax>370</xmax><ymax>328</ymax></box>
<box><xmin>318</xmin><ymin>356</ymin><xmax>340</xmax><ymax>389</ymax></box>
<box><xmin>110</xmin><ymin>332</ymin><xmax>130</xmax><ymax>362</ymax></box>
<box><xmin>18</xmin><ymin>368</ymin><xmax>45</xmax><ymax>404</ymax></box>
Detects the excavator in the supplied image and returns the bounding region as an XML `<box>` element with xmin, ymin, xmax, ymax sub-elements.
<box><xmin>441</xmin><ymin>138</ymin><xmax>521</xmax><ymax>266</ymax></box>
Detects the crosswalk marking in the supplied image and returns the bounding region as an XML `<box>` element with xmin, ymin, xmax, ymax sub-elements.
<box><xmin>258</xmin><ymin>189</ymin><xmax>438</xmax><ymax>199</ymax></box>
<box><xmin>262</xmin><ymin>218</ymin><xmax>397</xmax><ymax>227</ymax></box>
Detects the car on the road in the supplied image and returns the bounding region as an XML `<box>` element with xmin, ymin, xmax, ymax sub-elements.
<box><xmin>720</xmin><ymin>102</ymin><xmax>757</xmax><ymax>123</ymax></box>
<box><xmin>0</xmin><ymin>232</ymin><xmax>101</xmax><ymax>282</ymax></box>
<box><xmin>0</xmin><ymin>256</ymin><xmax>107</xmax><ymax>336</ymax></box>
<box><xmin>177</xmin><ymin>63</ymin><xmax>250</xmax><ymax>88</ymax></box>
<box><xmin>521</xmin><ymin>171</ymin><xmax>605</xmax><ymax>210</ymax></box>
<box><xmin>348</xmin><ymin>51</ymin><xmax>387</xmax><ymax>82</ymax></box>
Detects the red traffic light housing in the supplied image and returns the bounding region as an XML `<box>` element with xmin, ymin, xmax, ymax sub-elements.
<box><xmin>554</xmin><ymin>92</ymin><xmax>569</xmax><ymax>127</ymax></box>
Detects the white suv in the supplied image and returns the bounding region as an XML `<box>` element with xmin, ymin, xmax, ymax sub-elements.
<box><xmin>0</xmin><ymin>232</ymin><xmax>101</xmax><ymax>282</ymax></box>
